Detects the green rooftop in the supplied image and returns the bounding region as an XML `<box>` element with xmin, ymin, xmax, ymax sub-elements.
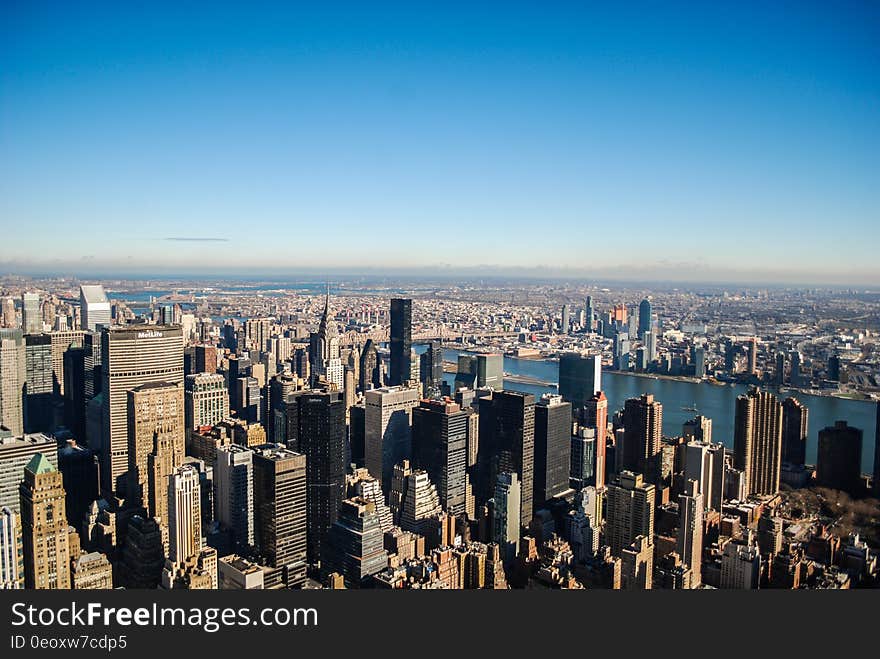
<box><xmin>25</xmin><ymin>453</ymin><xmax>56</xmax><ymax>475</ymax></box>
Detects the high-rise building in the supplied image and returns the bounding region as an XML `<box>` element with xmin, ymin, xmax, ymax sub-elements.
<box><xmin>79</xmin><ymin>285</ymin><xmax>111</xmax><ymax>333</ymax></box>
<box><xmin>364</xmin><ymin>386</ymin><xmax>420</xmax><ymax>492</ymax></box>
<box><xmin>57</xmin><ymin>439</ymin><xmax>100</xmax><ymax>528</ymax></box>
<box><xmin>560</xmin><ymin>304</ymin><xmax>570</xmax><ymax>335</ymax></box>
<box><xmin>194</xmin><ymin>345</ymin><xmax>217</xmax><ymax>374</ymax></box>
<box><xmin>733</xmin><ymin>388</ymin><xmax>783</xmax><ymax>496</ymax></box>
<box><xmin>389</xmin><ymin>298</ymin><xmax>412</xmax><ymax>386</ymax></box>
<box><xmin>120</xmin><ymin>515</ymin><xmax>164</xmax><ymax>589</ymax></box>
<box><xmin>677</xmin><ymin>479</ymin><xmax>704</xmax><ymax>587</ymax></box>
<box><xmin>215</xmin><ymin>444</ymin><xmax>255</xmax><ymax>550</ymax></box>
<box><xmin>570</xmin><ymin>427</ymin><xmax>596</xmax><ymax>490</ymax></box>
<box><xmin>0</xmin><ymin>433</ymin><xmax>58</xmax><ymax>513</ymax></box>
<box><xmin>620</xmin><ymin>394</ymin><xmax>663</xmax><ymax>483</ymax></box>
<box><xmin>166</xmin><ymin>464</ymin><xmax>203</xmax><ymax>567</ymax></box>
<box><xmin>19</xmin><ymin>454</ymin><xmax>71</xmax><ymax>589</ymax></box>
<box><xmin>620</xmin><ymin>535</ymin><xmax>653</xmax><ymax>590</ymax></box>
<box><xmin>23</xmin><ymin>334</ymin><xmax>54</xmax><ymax>434</ymax></box>
<box><xmin>491</xmin><ymin>472</ymin><xmax>521</xmax><ymax>565</ymax></box>
<box><xmin>558</xmin><ymin>352</ymin><xmax>601</xmax><ymax>409</ymax></box>
<box><xmin>606</xmin><ymin>471</ymin><xmax>655</xmax><ymax>556</ymax></box>
<box><xmin>72</xmin><ymin>551</ymin><xmax>114</xmax><ymax>590</ymax></box>
<box><xmin>684</xmin><ymin>440</ymin><xmax>725</xmax><ymax>511</ymax></box>
<box><xmin>309</xmin><ymin>290</ymin><xmax>344</xmax><ymax>390</ymax></box>
<box><xmin>720</xmin><ymin>534</ymin><xmax>761</xmax><ymax>589</ymax></box>
<box><xmin>476</xmin><ymin>390</ymin><xmax>535</xmax><ymax>527</ymax></box>
<box><xmin>683</xmin><ymin>415</ymin><xmax>712</xmax><ymax>444</ymax></box>
<box><xmin>475</xmin><ymin>353</ymin><xmax>503</xmax><ymax>389</ymax></box>
<box><xmin>358</xmin><ymin>339</ymin><xmax>381</xmax><ymax>392</ymax></box>
<box><xmin>101</xmin><ymin>325</ymin><xmax>184</xmax><ymax>494</ymax></box>
<box><xmin>185</xmin><ymin>373</ymin><xmax>229</xmax><ymax>431</ymax></box>
<box><xmin>325</xmin><ymin>497</ymin><xmax>389</xmax><ymax>587</ymax></box>
<box><xmin>816</xmin><ymin>421</ymin><xmax>863</xmax><ymax>494</ymax></box>
<box><xmin>126</xmin><ymin>382</ymin><xmax>185</xmax><ymax>510</ymax></box>
<box><xmin>253</xmin><ymin>445</ymin><xmax>307</xmax><ymax>587</ymax></box>
<box><xmin>411</xmin><ymin>398</ymin><xmax>468</xmax><ymax>516</ymax></box>
<box><xmin>394</xmin><ymin>464</ymin><xmax>442</xmax><ymax>537</ymax></box>
<box><xmin>638</xmin><ymin>298</ymin><xmax>652</xmax><ymax>337</ymax></box>
<box><xmin>874</xmin><ymin>403</ymin><xmax>880</xmax><ymax>498</ymax></box>
<box><xmin>582</xmin><ymin>391</ymin><xmax>608</xmax><ymax>489</ymax></box>
<box><xmin>21</xmin><ymin>293</ymin><xmax>42</xmax><ymax>335</ymax></box>
<box><xmin>0</xmin><ymin>329</ymin><xmax>26</xmax><ymax>436</ymax></box>
<box><xmin>534</xmin><ymin>394</ymin><xmax>572</xmax><ymax>507</ymax></box>
<box><xmin>0</xmin><ymin>506</ymin><xmax>24</xmax><ymax>589</ymax></box>
<box><xmin>782</xmin><ymin>397</ymin><xmax>808</xmax><ymax>468</ymax></box>
<box><xmin>584</xmin><ymin>296</ymin><xmax>595</xmax><ymax>332</ymax></box>
<box><xmin>420</xmin><ymin>340</ymin><xmax>444</xmax><ymax>396</ymax></box>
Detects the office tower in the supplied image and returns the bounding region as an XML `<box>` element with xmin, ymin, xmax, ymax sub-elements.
<box><xmin>226</xmin><ymin>354</ymin><xmax>248</xmax><ymax>412</ymax></box>
<box><xmin>733</xmin><ymin>388</ymin><xmax>783</xmax><ymax>496</ymax></box>
<box><xmin>215</xmin><ymin>444</ymin><xmax>255</xmax><ymax>549</ymax></box>
<box><xmin>293</xmin><ymin>390</ymin><xmax>346</xmax><ymax>565</ymax></box>
<box><xmin>0</xmin><ymin>297</ymin><xmax>15</xmax><ymax>329</ymax></box>
<box><xmin>79</xmin><ymin>285</ymin><xmax>111</xmax><ymax>332</ymax></box>
<box><xmin>19</xmin><ymin>454</ymin><xmax>71</xmax><ymax>589</ymax></box>
<box><xmin>606</xmin><ymin>471</ymin><xmax>655</xmax><ymax>556</ymax></box>
<box><xmin>236</xmin><ymin>376</ymin><xmax>261</xmax><ymax>424</ymax></box>
<box><xmin>692</xmin><ymin>345</ymin><xmax>706</xmax><ymax>378</ymax></box>
<box><xmin>57</xmin><ymin>439</ymin><xmax>100</xmax><ymax>527</ymax></box>
<box><xmin>638</xmin><ymin>298</ymin><xmax>652</xmax><ymax>337</ymax></box>
<box><xmin>23</xmin><ymin>334</ymin><xmax>53</xmax><ymax>433</ymax></box>
<box><xmin>567</xmin><ymin>487</ymin><xmax>600</xmax><ymax>562</ymax></box>
<box><xmin>71</xmin><ymin>551</ymin><xmax>113</xmax><ymax>590</ymax></box>
<box><xmin>620</xmin><ymin>394</ymin><xmax>663</xmax><ymax>483</ymax></box>
<box><xmin>101</xmin><ymin>325</ymin><xmax>184</xmax><ymax>493</ymax></box>
<box><xmin>683</xmin><ymin>415</ymin><xmax>712</xmax><ymax>444</ymax></box>
<box><xmin>21</xmin><ymin>293</ymin><xmax>41</xmax><ymax>334</ymax></box>
<box><xmin>313</xmin><ymin>295</ymin><xmax>344</xmax><ymax>390</ymax></box>
<box><xmin>389</xmin><ymin>298</ymin><xmax>412</xmax><ymax>386</ymax></box>
<box><xmin>396</xmin><ymin>466</ymin><xmax>442</xmax><ymax>537</ymax></box>
<box><xmin>534</xmin><ymin>394</ymin><xmax>572</xmax><ymax>507</ymax></box>
<box><xmin>816</xmin><ymin>421</ymin><xmax>863</xmax><ymax>494</ymax></box>
<box><xmin>325</xmin><ymin>497</ymin><xmax>389</xmax><ymax>587</ymax></box>
<box><xmin>677</xmin><ymin>479</ymin><xmax>704</xmax><ymax>587</ymax></box>
<box><xmin>644</xmin><ymin>330</ymin><xmax>657</xmax><ymax>363</ymax></box>
<box><xmin>584</xmin><ymin>296</ymin><xmax>595</xmax><ymax>332</ymax></box>
<box><xmin>781</xmin><ymin>397</ymin><xmax>808</xmax><ymax>468</ymax></box>
<box><xmin>874</xmin><ymin>403</ymin><xmax>880</xmax><ymax>498</ymax></box>
<box><xmin>684</xmin><ymin>440</ymin><xmax>725</xmax><ymax>511</ymax></box>
<box><xmin>1</xmin><ymin>506</ymin><xmax>24</xmax><ymax>589</ymax></box>
<box><xmin>49</xmin><ymin>330</ymin><xmax>86</xmax><ymax>399</ymax></box>
<box><xmin>364</xmin><ymin>386</ymin><xmax>420</xmax><ymax>491</ymax></box>
<box><xmin>120</xmin><ymin>515</ymin><xmax>164</xmax><ymax>589</ymax></box>
<box><xmin>477</xmin><ymin>390</ymin><xmax>535</xmax><ymax>527</ymax></box>
<box><xmin>267</xmin><ymin>372</ymin><xmax>298</xmax><ymax>445</ymax></box>
<box><xmin>827</xmin><ymin>354</ymin><xmax>841</xmax><ymax>382</ymax></box>
<box><xmin>348</xmin><ymin>472</ymin><xmax>394</xmax><ymax>533</ymax></box>
<box><xmin>475</xmin><ymin>353</ymin><xmax>503</xmax><ymax>389</ymax></box>
<box><xmin>358</xmin><ymin>339</ymin><xmax>381</xmax><ymax>392</ymax></box>
<box><xmin>411</xmin><ymin>399</ymin><xmax>468</xmax><ymax>516</ymax></box>
<box><xmin>491</xmin><ymin>472</ymin><xmax>521</xmax><ymax>565</ymax></box>
<box><xmin>720</xmin><ymin>535</ymin><xmax>761</xmax><ymax>589</ymax></box>
<box><xmin>454</xmin><ymin>354</ymin><xmax>476</xmax><ymax>390</ymax></box>
<box><xmin>194</xmin><ymin>345</ymin><xmax>217</xmax><ymax>374</ymax></box>
<box><xmin>570</xmin><ymin>427</ymin><xmax>596</xmax><ymax>490</ymax></box>
<box><xmin>613</xmin><ymin>331</ymin><xmax>630</xmax><ymax>371</ymax></box>
<box><xmin>582</xmin><ymin>391</ymin><xmax>608</xmax><ymax>489</ymax></box>
<box><xmin>126</xmin><ymin>382</ymin><xmax>184</xmax><ymax>507</ymax></box>
<box><xmin>746</xmin><ymin>337</ymin><xmax>758</xmax><ymax>375</ymax></box>
<box><xmin>0</xmin><ymin>433</ymin><xmax>57</xmax><ymax>513</ymax></box>
<box><xmin>349</xmin><ymin>403</ymin><xmax>366</xmax><ymax>467</ymax></box>
<box><xmin>560</xmin><ymin>304</ymin><xmax>570</xmax><ymax>335</ymax></box>
<box><xmin>184</xmin><ymin>373</ymin><xmax>229</xmax><ymax>431</ymax></box>
<box><xmin>166</xmin><ymin>464</ymin><xmax>203</xmax><ymax>566</ymax></box>
<box><xmin>620</xmin><ymin>535</ymin><xmax>653</xmax><ymax>590</ymax></box>
<box><xmin>558</xmin><ymin>352</ymin><xmax>602</xmax><ymax>409</ymax></box>
<box><xmin>790</xmin><ymin>350</ymin><xmax>803</xmax><ymax>387</ymax></box>
<box><xmin>420</xmin><ymin>339</ymin><xmax>444</xmax><ymax>396</ymax></box>
<box><xmin>62</xmin><ymin>345</ymin><xmax>88</xmax><ymax>441</ymax></box>
<box><xmin>0</xmin><ymin>329</ymin><xmax>26</xmax><ymax>436</ymax></box>
<box><xmin>253</xmin><ymin>445</ymin><xmax>307</xmax><ymax>587</ymax></box>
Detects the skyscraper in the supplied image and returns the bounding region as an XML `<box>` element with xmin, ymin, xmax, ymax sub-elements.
<box><xmin>253</xmin><ymin>445</ymin><xmax>307</xmax><ymax>587</ymax></box>
<box><xmin>0</xmin><ymin>433</ymin><xmax>58</xmax><ymax>513</ymax></box>
<box><xmin>475</xmin><ymin>353</ymin><xmax>503</xmax><ymax>389</ymax></box>
<box><xmin>533</xmin><ymin>393</ymin><xmax>572</xmax><ymax>507</ymax></box>
<box><xmin>166</xmin><ymin>464</ymin><xmax>203</xmax><ymax>567</ymax></box>
<box><xmin>215</xmin><ymin>444</ymin><xmax>255</xmax><ymax>550</ymax></box>
<box><xmin>734</xmin><ymin>388</ymin><xmax>783</xmax><ymax>496</ymax></box>
<box><xmin>781</xmin><ymin>397</ymin><xmax>808</xmax><ymax>468</ymax></box>
<box><xmin>558</xmin><ymin>353</ymin><xmax>602</xmax><ymax>409</ymax></box>
<box><xmin>582</xmin><ymin>391</ymin><xmax>608</xmax><ymax>489</ymax></box>
<box><xmin>491</xmin><ymin>472</ymin><xmax>521</xmax><ymax>565</ymax></box>
<box><xmin>358</xmin><ymin>339</ymin><xmax>381</xmax><ymax>392</ymax></box>
<box><xmin>101</xmin><ymin>325</ymin><xmax>184</xmax><ymax>494</ymax></box>
<box><xmin>365</xmin><ymin>386</ymin><xmax>420</xmax><ymax>492</ymax></box>
<box><xmin>584</xmin><ymin>296</ymin><xmax>595</xmax><ymax>332</ymax></box>
<box><xmin>19</xmin><ymin>454</ymin><xmax>71</xmax><ymax>589</ymax></box>
<box><xmin>419</xmin><ymin>340</ymin><xmax>444</xmax><ymax>396</ymax></box>
<box><xmin>0</xmin><ymin>506</ymin><xmax>24</xmax><ymax>589</ymax></box>
<box><xmin>309</xmin><ymin>290</ymin><xmax>344</xmax><ymax>389</ymax></box>
<box><xmin>677</xmin><ymin>479</ymin><xmax>704</xmax><ymax>588</ymax></box>
<box><xmin>23</xmin><ymin>334</ymin><xmax>53</xmax><ymax>433</ymax></box>
<box><xmin>325</xmin><ymin>497</ymin><xmax>389</xmax><ymax>587</ymax></box>
<box><xmin>606</xmin><ymin>471</ymin><xmax>655</xmax><ymax>557</ymax></box>
<box><xmin>816</xmin><ymin>420</ymin><xmax>863</xmax><ymax>494</ymax></box>
<box><xmin>21</xmin><ymin>293</ymin><xmax>41</xmax><ymax>334</ymax></box>
<box><xmin>620</xmin><ymin>394</ymin><xmax>663</xmax><ymax>483</ymax></box>
<box><xmin>0</xmin><ymin>329</ymin><xmax>26</xmax><ymax>436</ymax></box>
<box><xmin>184</xmin><ymin>372</ymin><xmax>229</xmax><ymax>430</ymax></box>
<box><xmin>79</xmin><ymin>285</ymin><xmax>111</xmax><ymax>332</ymax></box>
<box><xmin>411</xmin><ymin>398</ymin><xmax>468</xmax><ymax>516</ymax></box>
<box><xmin>389</xmin><ymin>298</ymin><xmax>413</xmax><ymax>387</ymax></box>
<box><xmin>560</xmin><ymin>304</ymin><xmax>570</xmax><ymax>335</ymax></box>
<box><xmin>684</xmin><ymin>439</ymin><xmax>725</xmax><ymax>512</ymax></box>
<box><xmin>638</xmin><ymin>298</ymin><xmax>652</xmax><ymax>337</ymax></box>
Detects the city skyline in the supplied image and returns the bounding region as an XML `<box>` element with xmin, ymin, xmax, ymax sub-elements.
<box><xmin>2</xmin><ymin>3</ymin><xmax>879</xmax><ymax>283</ymax></box>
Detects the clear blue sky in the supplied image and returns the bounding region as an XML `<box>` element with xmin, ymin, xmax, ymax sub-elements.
<box><xmin>1</xmin><ymin>1</ymin><xmax>878</xmax><ymax>283</ymax></box>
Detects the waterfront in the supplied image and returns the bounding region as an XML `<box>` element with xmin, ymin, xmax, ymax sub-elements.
<box><xmin>443</xmin><ymin>349</ymin><xmax>878</xmax><ymax>473</ymax></box>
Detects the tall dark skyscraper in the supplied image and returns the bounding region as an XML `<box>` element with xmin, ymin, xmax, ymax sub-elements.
<box><xmin>477</xmin><ymin>390</ymin><xmax>535</xmax><ymax>527</ymax></box>
<box><xmin>358</xmin><ymin>339</ymin><xmax>381</xmax><ymax>392</ymax></box>
<box><xmin>419</xmin><ymin>340</ymin><xmax>444</xmax><ymax>396</ymax></box>
<box><xmin>411</xmin><ymin>398</ymin><xmax>468</xmax><ymax>516</ymax></box>
<box><xmin>638</xmin><ymin>298</ymin><xmax>652</xmax><ymax>337</ymax></box>
<box><xmin>534</xmin><ymin>394</ymin><xmax>572</xmax><ymax>508</ymax></box>
<box><xmin>389</xmin><ymin>298</ymin><xmax>412</xmax><ymax>387</ymax></box>
<box><xmin>816</xmin><ymin>421</ymin><xmax>863</xmax><ymax>495</ymax></box>
<box><xmin>558</xmin><ymin>352</ymin><xmax>602</xmax><ymax>410</ymax></box>
<box><xmin>620</xmin><ymin>394</ymin><xmax>663</xmax><ymax>483</ymax></box>
<box><xmin>294</xmin><ymin>390</ymin><xmax>346</xmax><ymax>566</ymax></box>
<box><xmin>781</xmin><ymin>397</ymin><xmax>808</xmax><ymax>468</ymax></box>
<box><xmin>734</xmin><ymin>388</ymin><xmax>783</xmax><ymax>496</ymax></box>
<box><xmin>23</xmin><ymin>334</ymin><xmax>53</xmax><ymax>434</ymax></box>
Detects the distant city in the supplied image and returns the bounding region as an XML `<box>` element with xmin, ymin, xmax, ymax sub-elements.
<box><xmin>0</xmin><ymin>273</ymin><xmax>877</xmax><ymax>590</ymax></box>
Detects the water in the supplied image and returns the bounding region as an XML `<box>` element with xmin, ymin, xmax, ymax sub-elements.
<box><xmin>442</xmin><ymin>349</ymin><xmax>878</xmax><ymax>473</ymax></box>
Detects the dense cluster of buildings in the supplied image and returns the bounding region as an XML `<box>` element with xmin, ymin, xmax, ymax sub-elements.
<box><xmin>0</xmin><ymin>281</ymin><xmax>877</xmax><ymax>591</ymax></box>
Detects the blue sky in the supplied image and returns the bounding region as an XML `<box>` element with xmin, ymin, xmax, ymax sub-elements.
<box><xmin>1</xmin><ymin>1</ymin><xmax>878</xmax><ymax>283</ymax></box>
